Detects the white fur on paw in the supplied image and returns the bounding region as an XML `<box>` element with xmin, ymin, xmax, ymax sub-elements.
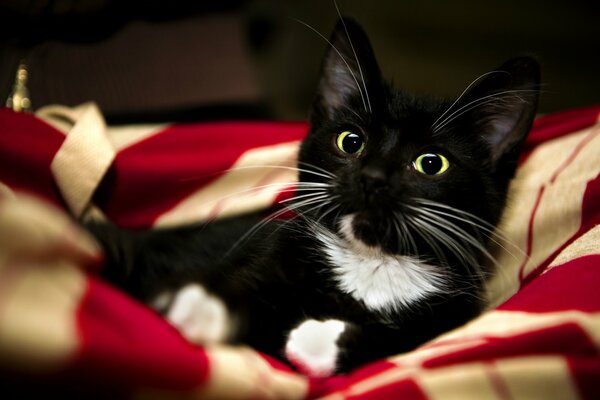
<box><xmin>285</xmin><ymin>319</ymin><xmax>346</xmax><ymax>377</ymax></box>
<box><xmin>166</xmin><ymin>284</ymin><xmax>229</xmax><ymax>345</ymax></box>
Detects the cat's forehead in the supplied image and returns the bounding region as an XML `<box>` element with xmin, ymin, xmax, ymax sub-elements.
<box><xmin>327</xmin><ymin>89</ymin><xmax>466</xmax><ymax>149</ymax></box>
<box><xmin>358</xmin><ymin>95</ymin><xmax>448</xmax><ymax>142</ymax></box>
<box><xmin>384</xmin><ymin>92</ymin><xmax>445</xmax><ymax>126</ymax></box>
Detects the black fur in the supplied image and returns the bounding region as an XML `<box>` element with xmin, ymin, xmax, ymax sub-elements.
<box><xmin>88</xmin><ymin>18</ymin><xmax>540</xmax><ymax>373</ymax></box>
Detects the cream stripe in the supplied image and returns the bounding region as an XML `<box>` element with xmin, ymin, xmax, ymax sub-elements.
<box><xmin>106</xmin><ymin>123</ymin><xmax>169</xmax><ymax>152</ymax></box>
<box><xmin>547</xmin><ymin>224</ymin><xmax>600</xmax><ymax>270</ymax></box>
<box><xmin>428</xmin><ymin>310</ymin><xmax>600</xmax><ymax>350</ymax></box>
<box><xmin>0</xmin><ymin>181</ymin><xmax>16</xmax><ymax>200</ymax></box>
<box><xmin>317</xmin><ymin>361</ymin><xmax>501</xmax><ymax>400</ymax></box>
<box><xmin>37</xmin><ymin>103</ymin><xmax>167</xmax><ymax>151</ymax></box>
<box><xmin>135</xmin><ymin>346</ymin><xmax>308</xmax><ymax>400</ymax></box>
<box><xmin>0</xmin><ymin>194</ymin><xmax>98</xmax><ymax>372</ymax></box>
<box><xmin>388</xmin><ymin>339</ymin><xmax>488</xmax><ymax>368</ymax></box>
<box><xmin>38</xmin><ymin>104</ymin><xmax>167</xmax><ymax>221</ymax></box>
<box><xmin>0</xmin><ymin>259</ymin><xmax>86</xmax><ymax>372</ymax></box>
<box><xmin>317</xmin><ymin>393</ymin><xmax>345</xmax><ymax>400</ymax></box>
<box><xmin>326</xmin><ymin>309</ymin><xmax>597</xmax><ymax>399</ymax></box>
<box><xmin>495</xmin><ymin>356</ymin><xmax>580</xmax><ymax>400</ymax></box>
<box><xmin>388</xmin><ymin>310</ymin><xmax>600</xmax><ymax>369</ymax></box>
<box><xmin>523</xmin><ymin>126</ymin><xmax>600</xmax><ymax>277</ymax></box>
<box><xmin>321</xmin><ymin>356</ymin><xmax>579</xmax><ymax>400</ymax></box>
<box><xmin>486</xmin><ymin>121</ymin><xmax>600</xmax><ymax>307</ymax></box>
<box><xmin>36</xmin><ymin>104</ymin><xmax>82</xmax><ymax>133</ymax></box>
<box><xmin>202</xmin><ymin>346</ymin><xmax>307</xmax><ymax>399</ymax></box>
<box><xmin>416</xmin><ymin>363</ymin><xmax>502</xmax><ymax>400</ymax></box>
<box><xmin>154</xmin><ymin>141</ymin><xmax>301</xmax><ymax>227</ymax></box>
<box><xmin>45</xmin><ymin>103</ymin><xmax>116</xmax><ymax>217</ymax></box>
<box><xmin>316</xmin><ymin>365</ymin><xmax>419</xmax><ymax>400</ymax></box>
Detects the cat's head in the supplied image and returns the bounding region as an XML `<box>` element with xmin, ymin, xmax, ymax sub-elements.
<box><xmin>298</xmin><ymin>18</ymin><xmax>540</xmax><ymax>274</ymax></box>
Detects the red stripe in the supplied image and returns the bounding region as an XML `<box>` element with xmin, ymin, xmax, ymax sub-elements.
<box><xmin>423</xmin><ymin>323</ymin><xmax>597</xmax><ymax>369</ymax></box>
<box><xmin>566</xmin><ymin>356</ymin><xmax>600</xmax><ymax>400</ymax></box>
<box><xmin>308</xmin><ymin>361</ymin><xmax>398</xmax><ymax>399</ymax></box>
<box><xmin>75</xmin><ymin>277</ymin><xmax>210</xmax><ymax>392</ymax></box>
<box><xmin>521</xmin><ymin>105</ymin><xmax>600</xmax><ymax>163</ymax></box>
<box><xmin>96</xmin><ymin>121</ymin><xmax>308</xmax><ymax>228</ymax></box>
<box><xmin>502</xmin><ymin>255</ymin><xmax>600</xmax><ymax>312</ymax></box>
<box><xmin>310</xmin><ymin>375</ymin><xmax>428</xmax><ymax>400</ymax></box>
<box><xmin>347</xmin><ymin>379</ymin><xmax>428</xmax><ymax>400</ymax></box>
<box><xmin>0</xmin><ymin>109</ymin><xmax>66</xmax><ymax>206</ymax></box>
<box><xmin>518</xmin><ymin>185</ymin><xmax>545</xmax><ymax>283</ymax></box>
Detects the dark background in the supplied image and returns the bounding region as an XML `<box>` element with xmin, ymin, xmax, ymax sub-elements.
<box><xmin>1</xmin><ymin>0</ymin><xmax>598</xmax><ymax>123</ymax></box>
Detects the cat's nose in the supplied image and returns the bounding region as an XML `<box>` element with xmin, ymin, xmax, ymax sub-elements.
<box><xmin>360</xmin><ymin>166</ymin><xmax>388</xmax><ymax>197</ymax></box>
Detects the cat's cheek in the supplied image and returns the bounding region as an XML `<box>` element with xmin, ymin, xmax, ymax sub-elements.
<box><xmin>164</xmin><ymin>284</ymin><xmax>232</xmax><ymax>344</ymax></box>
<box><xmin>285</xmin><ymin>319</ymin><xmax>346</xmax><ymax>377</ymax></box>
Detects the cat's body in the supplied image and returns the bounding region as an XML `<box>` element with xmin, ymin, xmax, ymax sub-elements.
<box><xmin>89</xmin><ymin>18</ymin><xmax>540</xmax><ymax>376</ymax></box>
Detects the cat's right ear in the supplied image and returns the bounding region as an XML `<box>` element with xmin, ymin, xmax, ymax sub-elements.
<box><xmin>311</xmin><ymin>18</ymin><xmax>382</xmax><ymax>121</ymax></box>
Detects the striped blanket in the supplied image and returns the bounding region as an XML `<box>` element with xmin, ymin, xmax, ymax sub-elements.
<box><xmin>0</xmin><ymin>103</ymin><xmax>599</xmax><ymax>399</ymax></box>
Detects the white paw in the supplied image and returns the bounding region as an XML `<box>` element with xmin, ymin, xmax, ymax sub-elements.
<box><xmin>285</xmin><ymin>319</ymin><xmax>346</xmax><ymax>377</ymax></box>
<box><xmin>166</xmin><ymin>284</ymin><xmax>230</xmax><ymax>345</ymax></box>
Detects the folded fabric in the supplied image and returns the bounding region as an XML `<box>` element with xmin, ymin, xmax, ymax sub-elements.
<box><xmin>0</xmin><ymin>104</ymin><xmax>598</xmax><ymax>399</ymax></box>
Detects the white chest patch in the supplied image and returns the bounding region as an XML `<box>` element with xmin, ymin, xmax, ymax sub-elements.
<box><xmin>315</xmin><ymin>215</ymin><xmax>447</xmax><ymax>312</ymax></box>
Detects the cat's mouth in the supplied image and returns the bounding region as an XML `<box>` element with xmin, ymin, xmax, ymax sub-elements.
<box><xmin>338</xmin><ymin>212</ymin><xmax>399</xmax><ymax>253</ymax></box>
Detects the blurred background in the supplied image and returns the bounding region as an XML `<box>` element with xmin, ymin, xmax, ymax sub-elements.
<box><xmin>1</xmin><ymin>0</ymin><xmax>598</xmax><ymax>123</ymax></box>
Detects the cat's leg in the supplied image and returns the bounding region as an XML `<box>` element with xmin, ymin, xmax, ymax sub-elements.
<box><xmin>159</xmin><ymin>283</ymin><xmax>234</xmax><ymax>345</ymax></box>
<box><xmin>285</xmin><ymin>319</ymin><xmax>417</xmax><ymax>376</ymax></box>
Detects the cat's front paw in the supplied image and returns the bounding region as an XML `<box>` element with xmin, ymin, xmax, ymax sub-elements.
<box><xmin>285</xmin><ymin>319</ymin><xmax>346</xmax><ymax>377</ymax></box>
<box><xmin>165</xmin><ymin>284</ymin><xmax>231</xmax><ymax>345</ymax></box>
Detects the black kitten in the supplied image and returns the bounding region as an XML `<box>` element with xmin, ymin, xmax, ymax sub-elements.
<box><xmin>89</xmin><ymin>18</ymin><xmax>540</xmax><ymax>376</ymax></box>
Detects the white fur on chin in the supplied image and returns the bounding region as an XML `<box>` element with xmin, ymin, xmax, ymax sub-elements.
<box><xmin>316</xmin><ymin>215</ymin><xmax>447</xmax><ymax>312</ymax></box>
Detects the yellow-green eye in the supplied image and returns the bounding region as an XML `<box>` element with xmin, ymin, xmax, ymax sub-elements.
<box><xmin>336</xmin><ymin>131</ymin><xmax>365</xmax><ymax>155</ymax></box>
<box><xmin>413</xmin><ymin>153</ymin><xmax>450</xmax><ymax>175</ymax></box>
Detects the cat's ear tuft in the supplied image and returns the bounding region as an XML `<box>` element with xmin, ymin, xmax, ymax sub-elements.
<box><xmin>454</xmin><ymin>56</ymin><xmax>541</xmax><ymax>171</ymax></box>
<box><xmin>312</xmin><ymin>18</ymin><xmax>381</xmax><ymax>121</ymax></box>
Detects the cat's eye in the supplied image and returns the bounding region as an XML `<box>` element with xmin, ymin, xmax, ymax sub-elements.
<box><xmin>413</xmin><ymin>153</ymin><xmax>450</xmax><ymax>176</ymax></box>
<box><xmin>336</xmin><ymin>131</ymin><xmax>365</xmax><ymax>155</ymax></box>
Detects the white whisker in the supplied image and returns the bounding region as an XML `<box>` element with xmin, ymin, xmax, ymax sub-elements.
<box><xmin>160</xmin><ymin>182</ymin><xmax>329</xmax><ymax>223</ymax></box>
<box><xmin>225</xmin><ymin>164</ymin><xmax>336</xmax><ymax>181</ymax></box>
<box><xmin>285</xmin><ymin>194</ymin><xmax>331</xmax><ymax>210</ymax></box>
<box><xmin>334</xmin><ymin>0</ymin><xmax>372</xmax><ymax>114</ymax></box>
<box><xmin>294</xmin><ymin>18</ymin><xmax>369</xmax><ymax>113</ymax></box>
<box><xmin>404</xmin><ymin>213</ymin><xmax>449</xmax><ymax>266</ymax></box>
<box><xmin>412</xmin><ymin>210</ymin><xmax>495</xmax><ymax>266</ymax></box>
<box><xmin>413</xmin><ymin>198</ymin><xmax>524</xmax><ymax>257</ymax></box>
<box><xmin>414</xmin><ymin>199</ymin><xmax>497</xmax><ymax>230</ymax></box>
<box><xmin>316</xmin><ymin>202</ymin><xmax>341</xmax><ymax>224</ymax></box>
<box><xmin>278</xmin><ymin>190</ymin><xmax>329</xmax><ymax>203</ymax></box>
<box><xmin>431</xmin><ymin>70</ymin><xmax>506</xmax><ymax>129</ymax></box>
<box><xmin>341</xmin><ymin>103</ymin><xmax>363</xmax><ymax>119</ymax></box>
<box><xmin>296</xmin><ymin>161</ymin><xmax>337</xmax><ymax>179</ymax></box>
<box><xmin>416</xmin><ymin>205</ymin><xmax>524</xmax><ymax>260</ymax></box>
<box><xmin>408</xmin><ymin>215</ymin><xmax>478</xmax><ymax>268</ymax></box>
<box><xmin>223</xmin><ymin>206</ymin><xmax>295</xmax><ymax>258</ymax></box>
<box><xmin>390</xmin><ymin>214</ymin><xmax>407</xmax><ymax>252</ymax></box>
<box><xmin>433</xmin><ymin>89</ymin><xmax>537</xmax><ymax>133</ymax></box>
<box><xmin>399</xmin><ymin>216</ymin><xmax>419</xmax><ymax>258</ymax></box>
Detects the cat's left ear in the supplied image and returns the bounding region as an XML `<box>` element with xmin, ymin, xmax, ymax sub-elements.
<box><xmin>449</xmin><ymin>57</ymin><xmax>541</xmax><ymax>171</ymax></box>
<box><xmin>312</xmin><ymin>18</ymin><xmax>382</xmax><ymax>121</ymax></box>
